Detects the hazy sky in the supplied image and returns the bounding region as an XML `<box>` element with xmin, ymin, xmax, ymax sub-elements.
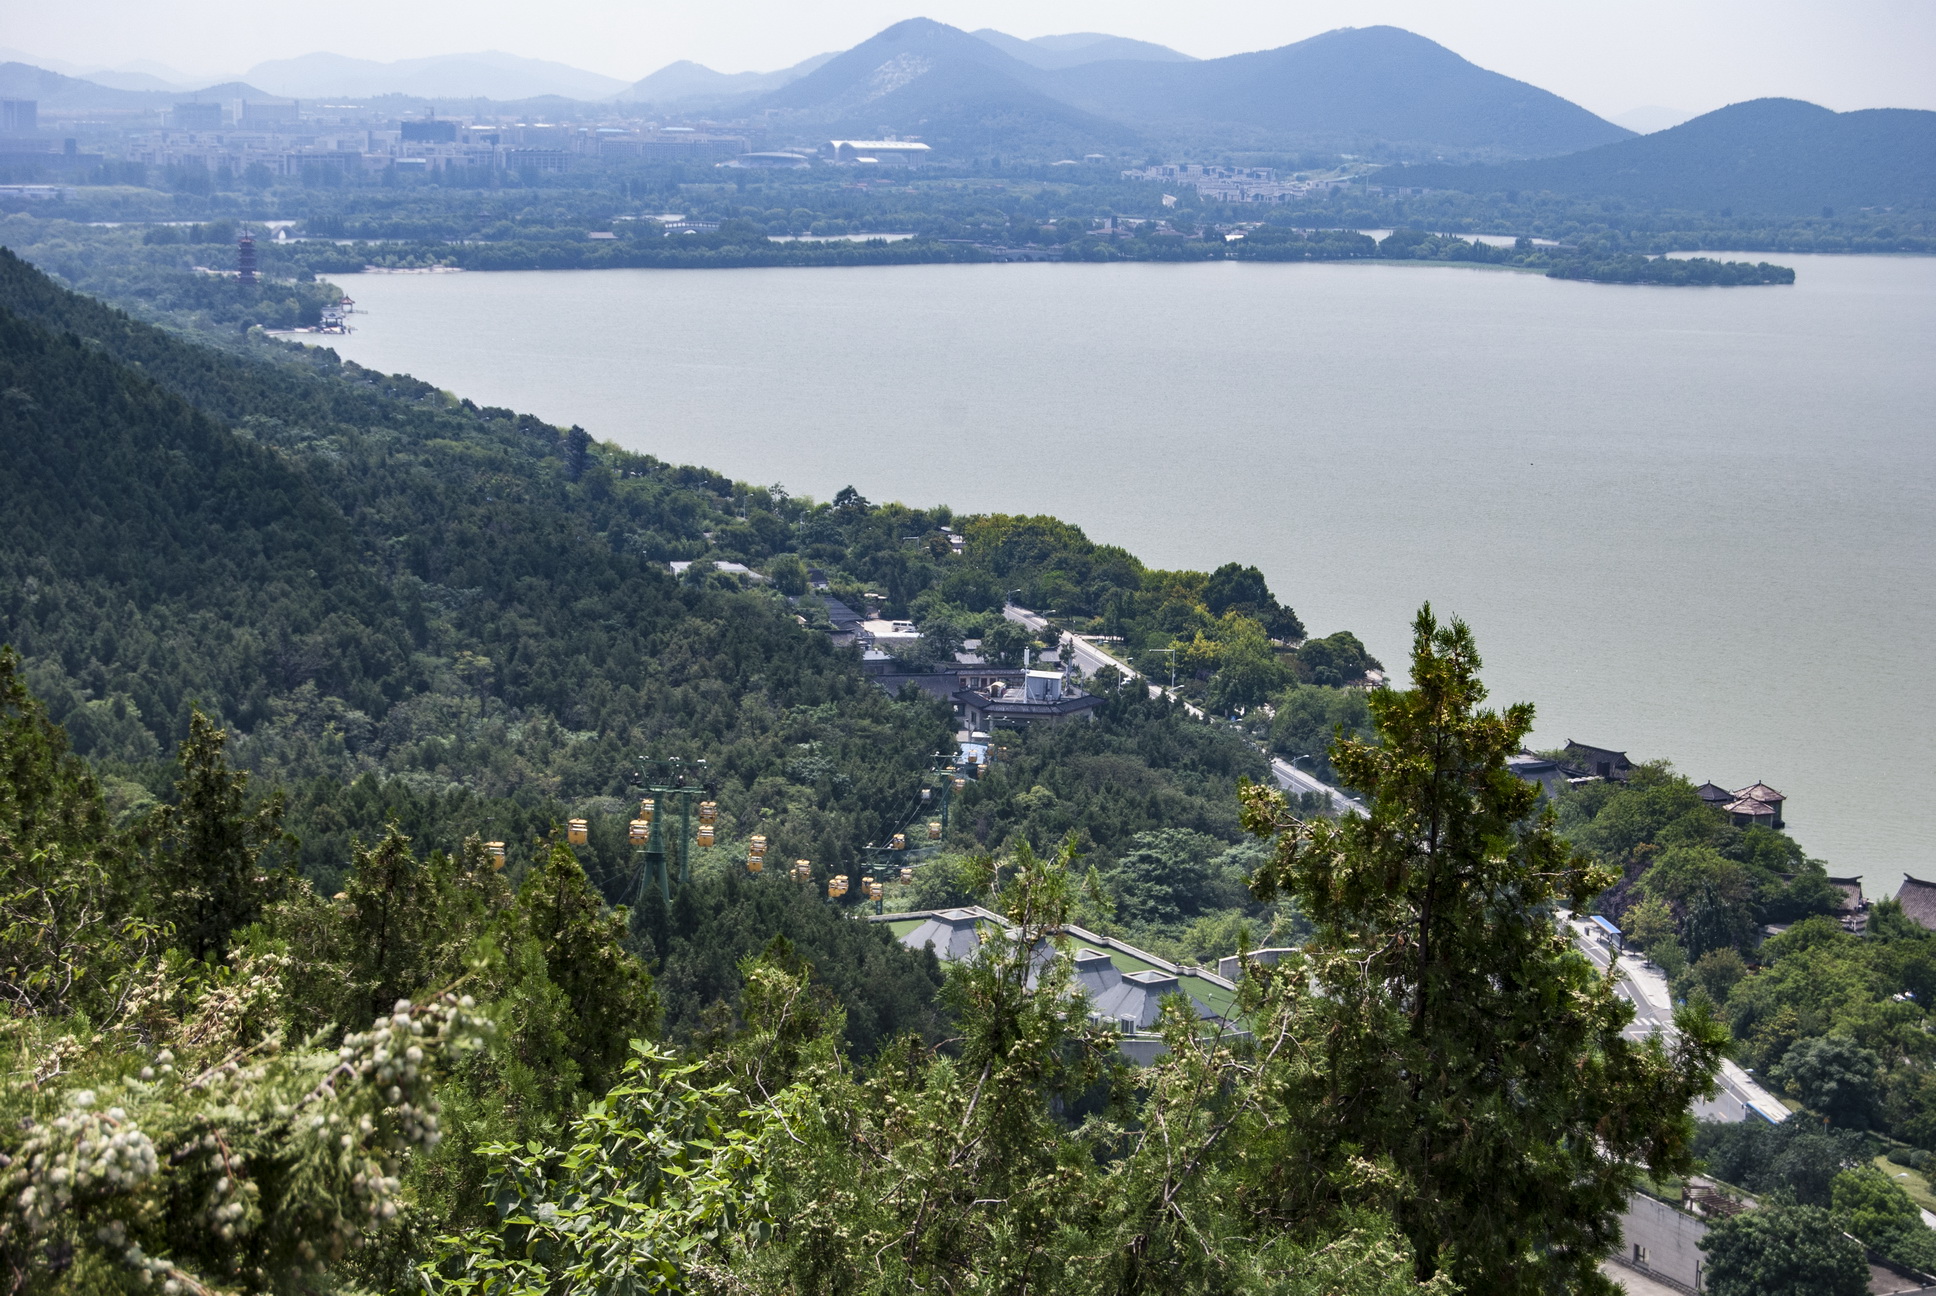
<box><xmin>8</xmin><ymin>0</ymin><xmax>1933</xmax><ymax>117</ymax></box>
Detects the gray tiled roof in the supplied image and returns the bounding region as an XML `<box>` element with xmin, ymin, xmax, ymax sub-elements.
<box><xmin>899</xmin><ymin>908</ymin><xmax>988</xmax><ymax>962</ymax></box>
<box><xmin>1897</xmin><ymin>876</ymin><xmax>1936</xmax><ymax>932</ymax></box>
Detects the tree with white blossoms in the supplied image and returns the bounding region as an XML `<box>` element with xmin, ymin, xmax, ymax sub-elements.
<box><xmin>0</xmin><ymin>959</ymin><xmax>492</xmax><ymax>1295</ymax></box>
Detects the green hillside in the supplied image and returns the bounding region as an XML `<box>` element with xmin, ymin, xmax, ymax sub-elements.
<box><xmin>0</xmin><ymin>227</ymin><xmax>1896</xmax><ymax>1296</ymax></box>
<box><xmin>1396</xmin><ymin>97</ymin><xmax>1936</xmax><ymax>217</ymax></box>
<box><xmin>0</xmin><ymin>243</ymin><xmax>1317</xmax><ymax>992</ymax></box>
<box><xmin>1046</xmin><ymin>24</ymin><xmax>1632</xmax><ymax>159</ymax></box>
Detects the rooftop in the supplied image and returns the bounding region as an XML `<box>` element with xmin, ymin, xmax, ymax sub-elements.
<box><xmin>829</xmin><ymin>139</ymin><xmax>932</xmax><ymax>152</ymax></box>
<box><xmin>880</xmin><ymin>908</ymin><xmax>1238</xmax><ymax>1034</ymax></box>
<box><xmin>669</xmin><ymin>559</ymin><xmax>763</xmax><ymax>580</ymax></box>
<box><xmin>1898</xmin><ymin>876</ymin><xmax>1936</xmax><ymax>932</ymax></box>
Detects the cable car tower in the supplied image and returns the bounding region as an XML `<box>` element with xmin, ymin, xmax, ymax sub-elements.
<box><xmin>623</xmin><ymin>757</ymin><xmax>713</xmax><ymax>906</ymax></box>
<box><xmin>851</xmin><ymin>750</ymin><xmax>971</xmax><ymax>912</ymax></box>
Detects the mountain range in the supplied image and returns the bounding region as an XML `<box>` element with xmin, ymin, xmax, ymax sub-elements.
<box><xmin>0</xmin><ymin>61</ymin><xmax>270</xmax><ymax>112</ymax></box>
<box><xmin>8</xmin><ymin>22</ymin><xmax>1932</xmax><ymax>201</ymax></box>
<box><xmin>1397</xmin><ymin>97</ymin><xmax>1936</xmax><ymax>216</ymax></box>
<box><xmin>6</xmin><ymin>23</ymin><xmax>1626</xmax><ymax>160</ymax></box>
<box><xmin>616</xmin><ymin>29</ymin><xmax>1192</xmax><ymax>108</ymax></box>
<box><xmin>241</xmin><ymin>51</ymin><xmax>634</xmax><ymax>101</ymax></box>
<box><xmin>732</xmin><ymin>19</ymin><xmax>1630</xmax><ymax>160</ymax></box>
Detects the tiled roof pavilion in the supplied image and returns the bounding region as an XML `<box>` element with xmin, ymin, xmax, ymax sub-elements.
<box><xmin>1896</xmin><ymin>876</ymin><xmax>1936</xmax><ymax>933</ymax></box>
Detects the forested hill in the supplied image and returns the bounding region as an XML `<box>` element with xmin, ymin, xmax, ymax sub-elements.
<box><xmin>0</xmin><ymin>245</ymin><xmax>950</xmax><ymax>884</ymax></box>
<box><xmin>0</xmin><ymin>244</ymin><xmax>1311</xmax><ymax>996</ymax></box>
<box><xmin>1396</xmin><ymin>97</ymin><xmax>1936</xmax><ymax>218</ymax></box>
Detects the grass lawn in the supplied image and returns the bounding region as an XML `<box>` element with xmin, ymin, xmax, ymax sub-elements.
<box><xmin>1874</xmin><ymin>1153</ymin><xmax>1936</xmax><ymax>1215</ymax></box>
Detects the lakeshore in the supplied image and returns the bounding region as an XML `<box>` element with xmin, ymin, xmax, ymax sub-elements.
<box><xmin>321</xmin><ymin>252</ymin><xmax>1936</xmax><ymax>889</ymax></box>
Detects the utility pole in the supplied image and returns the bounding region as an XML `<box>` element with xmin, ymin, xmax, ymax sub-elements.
<box><xmin>1152</xmin><ymin>647</ymin><xmax>1178</xmax><ymax>694</ymax></box>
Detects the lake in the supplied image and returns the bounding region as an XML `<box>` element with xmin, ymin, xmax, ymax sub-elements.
<box><xmin>323</xmin><ymin>255</ymin><xmax>1936</xmax><ymax>895</ymax></box>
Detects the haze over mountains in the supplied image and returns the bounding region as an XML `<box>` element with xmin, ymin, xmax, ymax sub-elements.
<box><xmin>243</xmin><ymin>52</ymin><xmax>634</xmax><ymax>101</ymax></box>
<box><xmin>620</xmin><ymin>29</ymin><xmax>1194</xmax><ymax>110</ymax></box>
<box><xmin>6</xmin><ymin>18</ymin><xmax>1932</xmax><ymax>213</ymax></box>
<box><xmin>4</xmin><ymin>20</ymin><xmax>1629</xmax><ymax>159</ymax></box>
<box><xmin>675</xmin><ymin>20</ymin><xmax>1632</xmax><ymax>160</ymax></box>
<box><xmin>1402</xmin><ymin>98</ymin><xmax>1936</xmax><ymax>216</ymax></box>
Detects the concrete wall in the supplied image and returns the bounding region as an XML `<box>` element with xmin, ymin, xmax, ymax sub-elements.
<box><xmin>1615</xmin><ymin>1193</ymin><xmax>1708</xmax><ymax>1293</ymax></box>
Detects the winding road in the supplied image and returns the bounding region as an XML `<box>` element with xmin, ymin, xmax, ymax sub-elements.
<box><xmin>1003</xmin><ymin>603</ymin><xmax>1365</xmax><ymax>816</ymax></box>
<box><xmin>1003</xmin><ymin>605</ymin><xmax>1788</xmax><ymax>1126</ymax></box>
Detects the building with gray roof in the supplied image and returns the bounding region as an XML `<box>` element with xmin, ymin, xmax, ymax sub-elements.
<box><xmin>1897</xmin><ymin>876</ymin><xmax>1936</xmax><ymax>933</ymax></box>
<box><xmin>879</xmin><ymin>907</ymin><xmax>1239</xmax><ymax>1055</ymax></box>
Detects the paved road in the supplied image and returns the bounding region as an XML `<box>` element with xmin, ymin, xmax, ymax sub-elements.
<box><xmin>1001</xmin><ymin>604</ymin><xmax>1135</xmax><ymax>679</ymax></box>
<box><xmin>1570</xmin><ymin>920</ymin><xmax>1786</xmax><ymax>1124</ymax></box>
<box><xmin>1271</xmin><ymin>755</ymin><xmax>1367</xmax><ymax>816</ymax></box>
<box><xmin>1004</xmin><ymin>603</ymin><xmax>1364</xmax><ymax>815</ymax></box>
<box><xmin>1004</xmin><ymin>606</ymin><xmax>1786</xmax><ymax>1126</ymax></box>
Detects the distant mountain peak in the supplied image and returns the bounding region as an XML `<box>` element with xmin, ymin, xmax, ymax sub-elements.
<box><xmin>241</xmin><ymin>50</ymin><xmax>631</xmax><ymax>101</ymax></box>
<box><xmin>1395</xmin><ymin>97</ymin><xmax>1936</xmax><ymax>217</ymax></box>
<box><xmin>971</xmin><ymin>28</ymin><xmax>1196</xmax><ymax>69</ymax></box>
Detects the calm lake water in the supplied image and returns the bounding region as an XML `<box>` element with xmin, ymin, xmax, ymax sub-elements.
<box><xmin>324</xmin><ymin>255</ymin><xmax>1936</xmax><ymax>893</ymax></box>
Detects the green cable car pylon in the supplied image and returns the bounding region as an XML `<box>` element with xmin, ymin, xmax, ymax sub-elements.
<box><xmin>625</xmin><ymin>757</ymin><xmax>712</xmax><ymax>907</ymax></box>
<box><xmin>856</xmin><ymin>751</ymin><xmax>969</xmax><ymax>912</ymax></box>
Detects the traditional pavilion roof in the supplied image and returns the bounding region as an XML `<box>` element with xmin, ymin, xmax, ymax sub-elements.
<box><xmin>1734</xmin><ymin>782</ymin><xmax>1785</xmax><ymax>804</ymax></box>
<box><xmin>1898</xmin><ymin>877</ymin><xmax>1936</xmax><ymax>932</ymax></box>
<box><xmin>1723</xmin><ymin>797</ymin><xmax>1777</xmax><ymax>818</ymax></box>
<box><xmin>1826</xmin><ymin>877</ymin><xmax>1865</xmax><ymax>912</ymax></box>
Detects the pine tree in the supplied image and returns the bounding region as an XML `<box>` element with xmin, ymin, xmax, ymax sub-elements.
<box><xmin>1239</xmin><ymin>605</ymin><xmax>1727</xmax><ymax>1293</ymax></box>
<box><xmin>147</xmin><ymin>711</ymin><xmax>289</xmax><ymax>961</ymax></box>
<box><xmin>510</xmin><ymin>843</ymin><xmax>660</xmax><ymax>1098</ymax></box>
<box><xmin>0</xmin><ymin>646</ymin><xmax>142</xmax><ymax>1017</ymax></box>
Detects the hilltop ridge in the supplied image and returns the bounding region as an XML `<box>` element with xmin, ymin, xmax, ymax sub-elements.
<box><xmin>1396</xmin><ymin>97</ymin><xmax>1936</xmax><ymax>215</ymax></box>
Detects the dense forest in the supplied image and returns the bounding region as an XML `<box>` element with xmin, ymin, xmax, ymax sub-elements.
<box><xmin>0</xmin><ymin>229</ymin><xmax>1923</xmax><ymax>1293</ymax></box>
<box><xmin>1</xmin><ymin>586</ymin><xmax>1725</xmax><ymax>1294</ymax></box>
<box><xmin>0</xmin><ymin>236</ymin><xmax>1368</xmax><ymax>1012</ymax></box>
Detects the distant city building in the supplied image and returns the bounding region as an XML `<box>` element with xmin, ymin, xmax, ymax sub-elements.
<box><xmin>1693</xmin><ymin>780</ymin><xmax>1734</xmax><ymax>809</ymax></box>
<box><xmin>602</xmin><ymin>131</ymin><xmax>747</xmax><ymax>163</ymax></box>
<box><xmin>860</xmin><ymin>618</ymin><xmax>922</xmax><ymax>650</ymax></box>
<box><xmin>1123</xmin><ymin>161</ymin><xmax>1356</xmax><ymax>203</ymax></box>
<box><xmin>1505</xmin><ymin>751</ymin><xmax>1573</xmax><ymax>798</ymax></box>
<box><xmin>238</xmin><ymin>99</ymin><xmax>301</xmax><ymax>129</ymax></box>
<box><xmin>2</xmin><ymin>100</ymin><xmax>39</xmax><ymax>133</ymax></box>
<box><xmin>859</xmin><ymin>657</ymin><xmax>1025</xmax><ymax>704</ymax></box>
<box><xmin>400</xmin><ymin>117</ymin><xmax>458</xmax><ymax>143</ymax></box>
<box><xmin>1726</xmin><ymin>782</ymin><xmax>1785</xmax><ymax>829</ymax></box>
<box><xmin>169</xmin><ymin>102</ymin><xmax>224</xmax><ymax>130</ymax></box>
<box><xmin>816</xmin><ymin>595</ymin><xmax>865</xmax><ymax>646</ymax></box>
<box><xmin>504</xmin><ymin>148</ymin><xmax>570</xmax><ymax>172</ymax></box>
<box><xmin>718</xmin><ymin>151</ymin><xmax>811</xmax><ymax>169</ymax></box>
<box><xmin>824</xmin><ymin>139</ymin><xmax>931</xmax><ymax>165</ymax></box>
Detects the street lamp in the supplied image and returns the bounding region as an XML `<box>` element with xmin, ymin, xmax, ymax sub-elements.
<box><xmin>1152</xmin><ymin>647</ymin><xmax>1178</xmax><ymax>694</ymax></box>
